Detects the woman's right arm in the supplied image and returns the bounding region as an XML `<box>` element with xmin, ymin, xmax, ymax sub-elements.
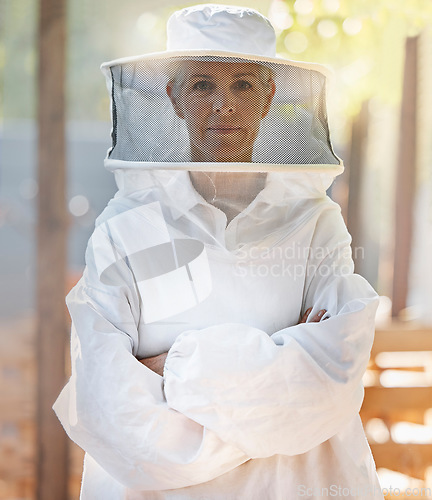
<box><xmin>53</xmin><ymin>225</ymin><xmax>248</xmax><ymax>491</ymax></box>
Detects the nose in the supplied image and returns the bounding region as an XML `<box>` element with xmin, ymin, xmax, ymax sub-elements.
<box><xmin>212</xmin><ymin>90</ymin><xmax>235</xmax><ymax>115</ymax></box>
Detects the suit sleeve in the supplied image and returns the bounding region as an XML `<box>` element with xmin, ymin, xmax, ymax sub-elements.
<box><xmin>163</xmin><ymin>206</ymin><xmax>379</xmax><ymax>458</ymax></box>
<box><xmin>53</xmin><ymin>223</ymin><xmax>248</xmax><ymax>491</ymax></box>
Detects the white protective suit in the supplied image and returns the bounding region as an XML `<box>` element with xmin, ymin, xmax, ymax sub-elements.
<box><xmin>54</xmin><ymin>5</ymin><xmax>384</xmax><ymax>499</ymax></box>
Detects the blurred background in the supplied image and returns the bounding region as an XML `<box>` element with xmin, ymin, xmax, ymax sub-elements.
<box><xmin>0</xmin><ymin>0</ymin><xmax>431</xmax><ymax>498</ymax></box>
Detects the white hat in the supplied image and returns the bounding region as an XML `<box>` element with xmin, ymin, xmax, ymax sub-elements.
<box><xmin>101</xmin><ymin>4</ymin><xmax>342</xmax><ymax>172</ymax></box>
<box><xmin>166</xmin><ymin>4</ymin><xmax>276</xmax><ymax>58</ymax></box>
<box><xmin>102</xmin><ymin>4</ymin><xmax>329</xmax><ymax>77</ymax></box>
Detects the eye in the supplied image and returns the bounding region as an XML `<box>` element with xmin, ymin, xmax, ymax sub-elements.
<box><xmin>234</xmin><ymin>80</ymin><xmax>253</xmax><ymax>91</ymax></box>
<box><xmin>192</xmin><ymin>80</ymin><xmax>213</xmax><ymax>92</ymax></box>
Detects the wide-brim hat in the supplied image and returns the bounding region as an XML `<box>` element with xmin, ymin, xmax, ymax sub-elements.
<box><xmin>102</xmin><ymin>4</ymin><xmax>332</xmax><ymax>78</ymax></box>
<box><xmin>100</xmin><ymin>4</ymin><xmax>343</xmax><ymax>173</ymax></box>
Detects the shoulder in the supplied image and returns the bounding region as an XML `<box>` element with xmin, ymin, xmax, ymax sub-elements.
<box><xmin>309</xmin><ymin>198</ymin><xmax>352</xmax><ymax>251</ymax></box>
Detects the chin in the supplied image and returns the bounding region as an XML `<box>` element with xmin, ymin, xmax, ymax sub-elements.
<box><xmin>211</xmin><ymin>150</ymin><xmax>251</xmax><ymax>162</ymax></box>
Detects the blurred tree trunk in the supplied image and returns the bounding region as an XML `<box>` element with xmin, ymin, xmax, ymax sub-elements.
<box><xmin>392</xmin><ymin>36</ymin><xmax>418</xmax><ymax>317</ymax></box>
<box><xmin>346</xmin><ymin>100</ymin><xmax>369</xmax><ymax>273</ymax></box>
<box><xmin>36</xmin><ymin>0</ymin><xmax>68</xmax><ymax>498</ymax></box>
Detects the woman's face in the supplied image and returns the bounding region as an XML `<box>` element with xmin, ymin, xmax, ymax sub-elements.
<box><xmin>167</xmin><ymin>61</ymin><xmax>275</xmax><ymax>162</ymax></box>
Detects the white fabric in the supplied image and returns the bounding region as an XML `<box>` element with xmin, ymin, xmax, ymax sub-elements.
<box><xmin>54</xmin><ymin>166</ymin><xmax>383</xmax><ymax>499</ymax></box>
<box><xmin>166</xmin><ymin>5</ymin><xmax>276</xmax><ymax>58</ymax></box>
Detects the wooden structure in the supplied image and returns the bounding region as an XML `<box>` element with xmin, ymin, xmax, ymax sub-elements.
<box><xmin>392</xmin><ymin>37</ymin><xmax>419</xmax><ymax>317</ymax></box>
<box><xmin>361</xmin><ymin>322</ymin><xmax>432</xmax><ymax>496</ymax></box>
<box><xmin>346</xmin><ymin>100</ymin><xmax>369</xmax><ymax>274</ymax></box>
<box><xmin>36</xmin><ymin>0</ymin><xmax>69</xmax><ymax>498</ymax></box>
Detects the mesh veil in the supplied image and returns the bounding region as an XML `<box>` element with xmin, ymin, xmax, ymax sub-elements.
<box><xmin>103</xmin><ymin>55</ymin><xmax>341</xmax><ymax>169</ymax></box>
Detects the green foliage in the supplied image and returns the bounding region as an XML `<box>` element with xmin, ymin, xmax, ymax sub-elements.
<box><xmin>271</xmin><ymin>0</ymin><xmax>432</xmax><ymax>115</ymax></box>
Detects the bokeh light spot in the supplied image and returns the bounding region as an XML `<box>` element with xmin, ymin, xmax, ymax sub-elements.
<box><xmin>365</xmin><ymin>418</ymin><xmax>390</xmax><ymax>444</ymax></box>
<box><xmin>268</xmin><ymin>1</ymin><xmax>294</xmax><ymax>31</ymax></box>
<box><xmin>294</xmin><ymin>0</ymin><xmax>314</xmax><ymax>16</ymax></box>
<box><xmin>323</xmin><ymin>0</ymin><xmax>340</xmax><ymax>13</ymax></box>
<box><xmin>69</xmin><ymin>195</ymin><xmax>90</xmax><ymax>217</ymax></box>
<box><xmin>284</xmin><ymin>31</ymin><xmax>309</xmax><ymax>54</ymax></box>
<box><xmin>343</xmin><ymin>17</ymin><xmax>363</xmax><ymax>36</ymax></box>
<box><xmin>317</xmin><ymin>19</ymin><xmax>338</xmax><ymax>38</ymax></box>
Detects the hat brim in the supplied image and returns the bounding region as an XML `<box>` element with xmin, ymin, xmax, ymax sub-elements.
<box><xmin>100</xmin><ymin>49</ymin><xmax>333</xmax><ymax>79</ymax></box>
<box><xmin>104</xmin><ymin>159</ymin><xmax>344</xmax><ymax>174</ymax></box>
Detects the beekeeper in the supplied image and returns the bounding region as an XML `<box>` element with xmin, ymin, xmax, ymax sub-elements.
<box><xmin>54</xmin><ymin>5</ymin><xmax>384</xmax><ymax>499</ymax></box>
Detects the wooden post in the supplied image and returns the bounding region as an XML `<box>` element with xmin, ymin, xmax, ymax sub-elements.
<box><xmin>36</xmin><ymin>0</ymin><xmax>68</xmax><ymax>498</ymax></box>
<box><xmin>346</xmin><ymin>100</ymin><xmax>369</xmax><ymax>273</ymax></box>
<box><xmin>392</xmin><ymin>37</ymin><xmax>418</xmax><ymax>317</ymax></box>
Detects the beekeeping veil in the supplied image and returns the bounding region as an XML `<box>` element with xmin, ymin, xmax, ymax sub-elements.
<box><xmin>101</xmin><ymin>4</ymin><xmax>342</xmax><ymax>175</ymax></box>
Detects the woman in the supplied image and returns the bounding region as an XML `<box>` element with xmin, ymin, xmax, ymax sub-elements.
<box><xmin>54</xmin><ymin>5</ymin><xmax>383</xmax><ymax>499</ymax></box>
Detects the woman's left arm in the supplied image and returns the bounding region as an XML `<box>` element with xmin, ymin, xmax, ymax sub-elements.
<box><xmin>140</xmin><ymin>308</ymin><xmax>324</xmax><ymax>376</ymax></box>
<box><xmin>163</xmin><ymin>206</ymin><xmax>379</xmax><ymax>459</ymax></box>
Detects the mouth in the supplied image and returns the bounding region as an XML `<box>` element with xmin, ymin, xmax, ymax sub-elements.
<box><xmin>207</xmin><ymin>126</ymin><xmax>242</xmax><ymax>134</ymax></box>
